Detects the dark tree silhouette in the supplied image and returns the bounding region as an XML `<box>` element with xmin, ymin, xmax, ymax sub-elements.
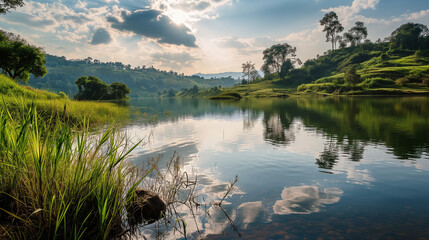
<box><xmin>242</xmin><ymin>61</ymin><xmax>255</xmax><ymax>83</ymax></box>
<box><xmin>389</xmin><ymin>22</ymin><xmax>428</xmax><ymax>50</ymax></box>
<box><xmin>345</xmin><ymin>67</ymin><xmax>361</xmax><ymax>87</ymax></box>
<box><xmin>75</xmin><ymin>76</ymin><xmax>130</xmax><ymax>100</ymax></box>
<box><xmin>261</xmin><ymin>43</ymin><xmax>300</xmax><ymax>75</ymax></box>
<box><xmin>0</xmin><ymin>0</ymin><xmax>24</xmax><ymax>14</ymax></box>
<box><xmin>320</xmin><ymin>12</ymin><xmax>344</xmax><ymax>51</ymax></box>
<box><xmin>279</xmin><ymin>59</ymin><xmax>293</xmax><ymax>79</ymax></box>
<box><xmin>0</xmin><ymin>39</ymin><xmax>47</xmax><ymax>83</ymax></box>
<box><xmin>344</xmin><ymin>21</ymin><xmax>368</xmax><ymax>46</ymax></box>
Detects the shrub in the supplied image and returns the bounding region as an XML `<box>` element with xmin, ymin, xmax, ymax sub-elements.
<box><xmin>380</xmin><ymin>53</ymin><xmax>389</xmax><ymax>62</ymax></box>
<box><xmin>210</xmin><ymin>91</ymin><xmax>242</xmax><ymax>100</ymax></box>
<box><xmin>59</xmin><ymin>91</ymin><xmax>68</xmax><ymax>99</ymax></box>
<box><xmin>395</xmin><ymin>77</ymin><xmax>409</xmax><ymax>85</ymax></box>
<box><xmin>345</xmin><ymin>67</ymin><xmax>361</xmax><ymax>87</ymax></box>
<box><xmin>297</xmin><ymin>83</ymin><xmax>337</xmax><ymax>93</ymax></box>
<box><xmin>360</xmin><ymin>78</ymin><xmax>395</xmax><ymax>88</ymax></box>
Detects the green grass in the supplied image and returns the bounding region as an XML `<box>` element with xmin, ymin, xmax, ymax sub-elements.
<box><xmin>0</xmin><ymin>75</ymin><xmax>129</xmax><ymax>127</ymax></box>
<box><xmin>0</xmin><ymin>74</ymin><xmax>60</xmax><ymax>100</ymax></box>
<box><xmin>197</xmin><ymin>79</ymin><xmax>295</xmax><ymax>99</ymax></box>
<box><xmin>193</xmin><ymin>44</ymin><xmax>429</xmax><ymax>98</ymax></box>
<box><xmin>0</xmin><ymin>103</ymin><xmax>142</xmax><ymax>239</ymax></box>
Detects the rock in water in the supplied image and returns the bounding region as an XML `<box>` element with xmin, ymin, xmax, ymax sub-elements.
<box><xmin>127</xmin><ymin>188</ymin><xmax>166</xmax><ymax>224</ymax></box>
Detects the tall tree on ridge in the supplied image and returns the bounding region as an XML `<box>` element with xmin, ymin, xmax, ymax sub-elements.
<box><xmin>242</xmin><ymin>61</ymin><xmax>255</xmax><ymax>83</ymax></box>
<box><xmin>320</xmin><ymin>11</ymin><xmax>344</xmax><ymax>51</ymax></box>
<box><xmin>344</xmin><ymin>21</ymin><xmax>368</xmax><ymax>47</ymax></box>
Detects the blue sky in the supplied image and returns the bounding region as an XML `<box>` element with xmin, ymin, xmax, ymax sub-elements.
<box><xmin>0</xmin><ymin>0</ymin><xmax>428</xmax><ymax>74</ymax></box>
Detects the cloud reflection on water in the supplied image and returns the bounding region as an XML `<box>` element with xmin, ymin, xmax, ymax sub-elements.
<box><xmin>273</xmin><ymin>186</ymin><xmax>343</xmax><ymax>215</ymax></box>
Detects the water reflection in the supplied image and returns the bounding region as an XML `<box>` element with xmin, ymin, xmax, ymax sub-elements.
<box><xmin>126</xmin><ymin>97</ymin><xmax>429</xmax><ymax>239</ymax></box>
<box><xmin>273</xmin><ymin>186</ymin><xmax>343</xmax><ymax>215</ymax></box>
<box><xmin>237</xmin><ymin>201</ymin><xmax>263</xmax><ymax>229</ymax></box>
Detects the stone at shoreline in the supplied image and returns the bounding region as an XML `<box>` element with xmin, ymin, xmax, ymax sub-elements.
<box><xmin>127</xmin><ymin>188</ymin><xmax>166</xmax><ymax>224</ymax></box>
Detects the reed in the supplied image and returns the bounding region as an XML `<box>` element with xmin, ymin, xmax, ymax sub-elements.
<box><xmin>0</xmin><ymin>102</ymin><xmax>141</xmax><ymax>240</ymax></box>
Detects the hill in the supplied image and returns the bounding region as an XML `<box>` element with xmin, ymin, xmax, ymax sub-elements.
<box><xmin>0</xmin><ymin>74</ymin><xmax>128</xmax><ymax>126</ymax></box>
<box><xmin>29</xmin><ymin>55</ymin><xmax>237</xmax><ymax>98</ymax></box>
<box><xmin>195</xmin><ymin>71</ymin><xmax>264</xmax><ymax>80</ymax></box>
<box><xmin>190</xmin><ymin>23</ymin><xmax>429</xmax><ymax>98</ymax></box>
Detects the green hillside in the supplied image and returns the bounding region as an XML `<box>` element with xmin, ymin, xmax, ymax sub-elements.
<box><xmin>29</xmin><ymin>55</ymin><xmax>237</xmax><ymax>98</ymax></box>
<box><xmin>198</xmin><ymin>23</ymin><xmax>429</xmax><ymax>98</ymax></box>
<box><xmin>0</xmin><ymin>74</ymin><xmax>128</xmax><ymax>126</ymax></box>
<box><xmin>198</xmin><ymin>44</ymin><xmax>429</xmax><ymax>98</ymax></box>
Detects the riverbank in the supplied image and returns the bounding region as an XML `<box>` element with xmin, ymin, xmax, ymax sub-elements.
<box><xmin>179</xmin><ymin>77</ymin><xmax>429</xmax><ymax>99</ymax></box>
<box><xmin>0</xmin><ymin>74</ymin><xmax>129</xmax><ymax>127</ymax></box>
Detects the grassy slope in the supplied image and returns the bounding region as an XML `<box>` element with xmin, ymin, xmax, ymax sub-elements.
<box><xmin>0</xmin><ymin>74</ymin><xmax>128</xmax><ymax>126</ymax></box>
<box><xmin>199</xmin><ymin>45</ymin><xmax>429</xmax><ymax>98</ymax></box>
<box><xmin>29</xmin><ymin>55</ymin><xmax>237</xmax><ymax>98</ymax></box>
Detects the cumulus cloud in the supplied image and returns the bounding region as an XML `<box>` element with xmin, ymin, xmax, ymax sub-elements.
<box><xmin>322</xmin><ymin>0</ymin><xmax>379</xmax><ymax>24</ymax></box>
<box><xmin>108</xmin><ymin>9</ymin><xmax>197</xmax><ymax>47</ymax></box>
<box><xmin>89</xmin><ymin>28</ymin><xmax>112</xmax><ymax>45</ymax></box>
<box><xmin>151</xmin><ymin>0</ymin><xmax>233</xmax><ymax>23</ymax></box>
<box><xmin>273</xmin><ymin>186</ymin><xmax>343</xmax><ymax>215</ymax></box>
<box><xmin>2</xmin><ymin>11</ymin><xmax>55</xmax><ymax>30</ymax></box>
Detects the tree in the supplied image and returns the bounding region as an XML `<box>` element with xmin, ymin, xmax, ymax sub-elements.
<box><xmin>0</xmin><ymin>0</ymin><xmax>24</xmax><ymax>14</ymax></box>
<box><xmin>75</xmin><ymin>76</ymin><xmax>109</xmax><ymax>100</ymax></box>
<box><xmin>109</xmin><ymin>82</ymin><xmax>130</xmax><ymax>99</ymax></box>
<box><xmin>320</xmin><ymin>11</ymin><xmax>344</xmax><ymax>51</ymax></box>
<box><xmin>261</xmin><ymin>43</ymin><xmax>300</xmax><ymax>76</ymax></box>
<box><xmin>279</xmin><ymin>59</ymin><xmax>293</xmax><ymax>79</ymax></box>
<box><xmin>0</xmin><ymin>40</ymin><xmax>47</xmax><ymax>83</ymax></box>
<box><xmin>345</xmin><ymin>67</ymin><xmax>361</xmax><ymax>87</ymax></box>
<box><xmin>250</xmin><ymin>69</ymin><xmax>261</xmax><ymax>81</ymax></box>
<box><xmin>389</xmin><ymin>22</ymin><xmax>428</xmax><ymax>50</ymax></box>
<box><xmin>242</xmin><ymin>61</ymin><xmax>255</xmax><ymax>83</ymax></box>
<box><xmin>344</xmin><ymin>21</ymin><xmax>368</xmax><ymax>47</ymax></box>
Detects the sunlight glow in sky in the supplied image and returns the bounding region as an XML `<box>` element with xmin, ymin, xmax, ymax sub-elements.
<box><xmin>0</xmin><ymin>0</ymin><xmax>428</xmax><ymax>74</ymax></box>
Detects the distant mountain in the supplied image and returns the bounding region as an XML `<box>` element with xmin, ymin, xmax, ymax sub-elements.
<box><xmin>195</xmin><ymin>71</ymin><xmax>265</xmax><ymax>80</ymax></box>
<box><xmin>194</xmin><ymin>72</ymin><xmax>243</xmax><ymax>80</ymax></box>
<box><xmin>29</xmin><ymin>55</ymin><xmax>237</xmax><ymax>98</ymax></box>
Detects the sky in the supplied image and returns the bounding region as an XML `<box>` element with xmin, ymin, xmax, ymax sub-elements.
<box><xmin>0</xmin><ymin>0</ymin><xmax>428</xmax><ymax>75</ymax></box>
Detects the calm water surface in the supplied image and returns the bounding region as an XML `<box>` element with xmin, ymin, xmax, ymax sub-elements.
<box><xmin>125</xmin><ymin>97</ymin><xmax>429</xmax><ymax>239</ymax></box>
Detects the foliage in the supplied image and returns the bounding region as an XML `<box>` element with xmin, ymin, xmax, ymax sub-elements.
<box><xmin>109</xmin><ymin>82</ymin><xmax>130</xmax><ymax>99</ymax></box>
<box><xmin>29</xmin><ymin>55</ymin><xmax>237</xmax><ymax>98</ymax></box>
<box><xmin>359</xmin><ymin>78</ymin><xmax>395</xmax><ymax>88</ymax></box>
<box><xmin>279</xmin><ymin>59</ymin><xmax>293</xmax><ymax>79</ymax></box>
<box><xmin>345</xmin><ymin>67</ymin><xmax>361</xmax><ymax>87</ymax></box>
<box><xmin>343</xmin><ymin>21</ymin><xmax>368</xmax><ymax>47</ymax></box>
<box><xmin>0</xmin><ymin>103</ymin><xmax>138</xmax><ymax>239</ymax></box>
<box><xmin>261</xmin><ymin>43</ymin><xmax>300</xmax><ymax>75</ymax></box>
<box><xmin>320</xmin><ymin>11</ymin><xmax>344</xmax><ymax>50</ymax></box>
<box><xmin>0</xmin><ymin>74</ymin><xmax>129</xmax><ymax>126</ymax></box>
<box><xmin>390</xmin><ymin>22</ymin><xmax>429</xmax><ymax>50</ymax></box>
<box><xmin>0</xmin><ymin>0</ymin><xmax>24</xmax><ymax>14</ymax></box>
<box><xmin>250</xmin><ymin>69</ymin><xmax>261</xmax><ymax>81</ymax></box>
<box><xmin>242</xmin><ymin>61</ymin><xmax>255</xmax><ymax>82</ymax></box>
<box><xmin>74</xmin><ymin>76</ymin><xmax>130</xmax><ymax>100</ymax></box>
<box><xmin>0</xmin><ymin>32</ymin><xmax>47</xmax><ymax>83</ymax></box>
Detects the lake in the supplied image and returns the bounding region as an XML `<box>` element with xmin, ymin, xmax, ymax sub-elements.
<box><xmin>125</xmin><ymin>97</ymin><xmax>429</xmax><ymax>239</ymax></box>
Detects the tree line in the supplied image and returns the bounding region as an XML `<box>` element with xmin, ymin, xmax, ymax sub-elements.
<box><xmin>241</xmin><ymin>11</ymin><xmax>428</xmax><ymax>86</ymax></box>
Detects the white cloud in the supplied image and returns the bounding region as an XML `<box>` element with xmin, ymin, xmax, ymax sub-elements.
<box><xmin>405</xmin><ymin>9</ymin><xmax>429</xmax><ymax>21</ymax></box>
<box><xmin>150</xmin><ymin>0</ymin><xmax>233</xmax><ymax>24</ymax></box>
<box><xmin>322</xmin><ymin>0</ymin><xmax>379</xmax><ymax>24</ymax></box>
